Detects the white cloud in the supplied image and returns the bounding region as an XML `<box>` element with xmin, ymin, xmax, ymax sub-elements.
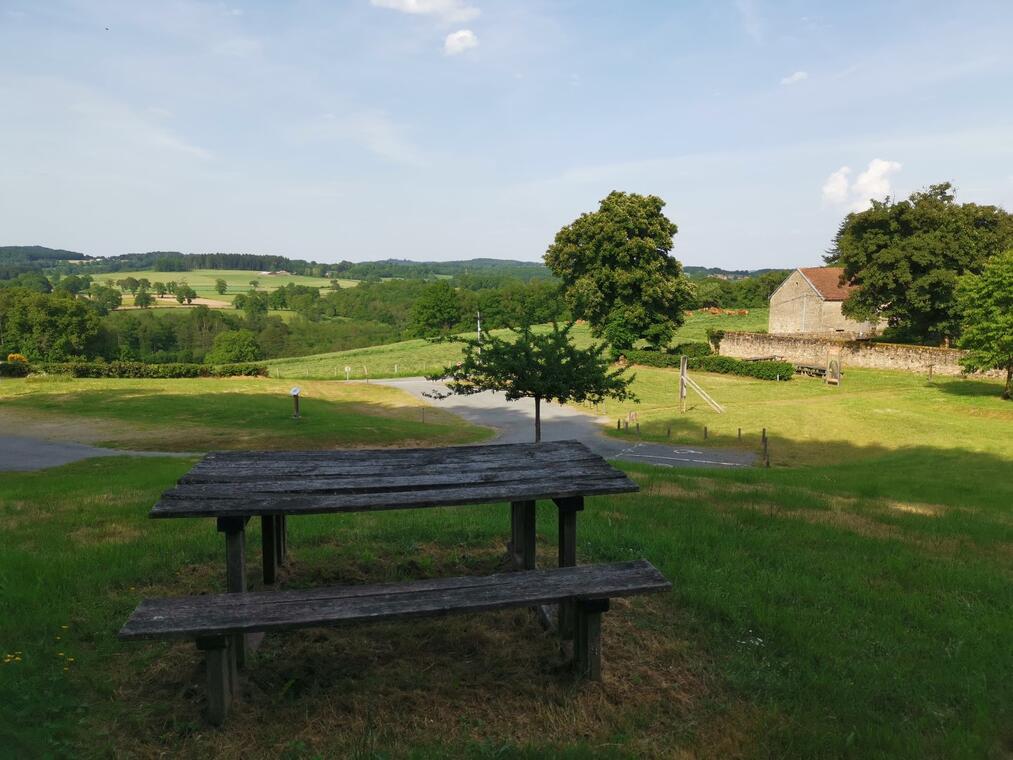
<box><xmin>821</xmin><ymin>159</ymin><xmax>902</xmax><ymax>210</ymax></box>
<box><xmin>370</xmin><ymin>0</ymin><xmax>479</xmax><ymax>23</ymax></box>
<box><xmin>780</xmin><ymin>70</ymin><xmax>808</xmax><ymax>86</ymax></box>
<box><xmin>443</xmin><ymin>29</ymin><xmax>478</xmax><ymax>56</ymax></box>
<box><xmin>821</xmin><ymin>166</ymin><xmax>851</xmax><ymax>204</ymax></box>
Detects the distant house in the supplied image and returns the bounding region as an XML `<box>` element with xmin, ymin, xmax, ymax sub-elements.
<box><xmin>768</xmin><ymin>267</ymin><xmax>879</xmax><ymax>337</ymax></box>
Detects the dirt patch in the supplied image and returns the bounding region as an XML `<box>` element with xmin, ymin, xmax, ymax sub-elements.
<box><xmin>70</xmin><ymin>522</ymin><xmax>142</xmax><ymax>546</ymax></box>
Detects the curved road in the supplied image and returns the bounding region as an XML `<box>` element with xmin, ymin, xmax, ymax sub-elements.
<box><xmin>379</xmin><ymin>378</ymin><xmax>755</xmax><ymax>469</ymax></box>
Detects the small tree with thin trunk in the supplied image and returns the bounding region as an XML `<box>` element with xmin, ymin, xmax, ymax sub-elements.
<box><xmin>957</xmin><ymin>250</ymin><xmax>1013</xmax><ymax>398</ymax></box>
<box><xmin>429</xmin><ymin>321</ymin><xmax>636</xmax><ymax>442</ymax></box>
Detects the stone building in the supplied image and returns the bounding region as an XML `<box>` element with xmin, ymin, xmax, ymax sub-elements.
<box><xmin>768</xmin><ymin>266</ymin><xmax>879</xmax><ymax>337</ymax></box>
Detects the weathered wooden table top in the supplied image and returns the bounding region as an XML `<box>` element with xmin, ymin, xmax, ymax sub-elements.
<box><xmin>151</xmin><ymin>440</ymin><xmax>638</xmax><ymax>519</ymax></box>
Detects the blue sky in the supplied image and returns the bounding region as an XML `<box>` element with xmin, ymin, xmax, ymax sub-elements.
<box><xmin>2</xmin><ymin>1</ymin><xmax>1012</xmax><ymax>268</ymax></box>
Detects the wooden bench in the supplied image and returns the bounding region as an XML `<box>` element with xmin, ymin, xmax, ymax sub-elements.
<box><xmin>119</xmin><ymin>559</ymin><xmax>671</xmax><ymax>725</ymax></box>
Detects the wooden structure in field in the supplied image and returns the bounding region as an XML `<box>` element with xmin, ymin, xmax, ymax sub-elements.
<box><xmin>679</xmin><ymin>356</ymin><xmax>725</xmax><ymax>414</ymax></box>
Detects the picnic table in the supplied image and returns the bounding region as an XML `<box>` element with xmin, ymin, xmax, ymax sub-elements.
<box><xmin>150</xmin><ymin>440</ymin><xmax>639</xmax><ymax>659</ymax></box>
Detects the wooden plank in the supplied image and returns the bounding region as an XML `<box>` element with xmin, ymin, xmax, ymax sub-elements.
<box><xmin>152</xmin><ymin>474</ymin><xmax>637</xmax><ymax>519</ymax></box>
<box><xmin>170</xmin><ymin>461</ymin><xmax>620</xmax><ymax>498</ymax></box>
<box><xmin>221</xmin><ymin>520</ymin><xmax>249</xmax><ymax>667</ymax></box>
<box><xmin>118</xmin><ymin>560</ymin><xmax>671</xmax><ymax>640</ymax></box>
<box><xmin>555</xmin><ymin>497</ymin><xmax>581</xmax><ymax>640</ymax></box>
<box><xmin>574</xmin><ymin>598</ymin><xmax>609</xmax><ymax>680</ymax></box>
<box><xmin>261</xmin><ymin>516</ymin><xmax>276</xmax><ymax>585</ymax></box>
<box><xmin>196</xmin><ymin>637</ymin><xmax>232</xmax><ymax>726</ymax></box>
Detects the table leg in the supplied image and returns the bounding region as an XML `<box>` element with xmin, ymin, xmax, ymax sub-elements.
<box><xmin>276</xmin><ymin>515</ymin><xmax>287</xmax><ymax>565</ymax></box>
<box><xmin>554</xmin><ymin>497</ymin><xmax>584</xmax><ymax>640</ymax></box>
<box><xmin>509</xmin><ymin>500</ymin><xmax>536</xmax><ymax>570</ymax></box>
<box><xmin>217</xmin><ymin>516</ymin><xmax>250</xmax><ymax>667</ymax></box>
<box><xmin>261</xmin><ymin>515</ymin><xmax>276</xmax><ymax>585</ymax></box>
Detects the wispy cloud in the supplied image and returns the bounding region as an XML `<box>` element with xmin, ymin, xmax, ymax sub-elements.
<box><xmin>444</xmin><ymin>29</ymin><xmax>478</xmax><ymax>56</ymax></box>
<box><xmin>292</xmin><ymin>110</ymin><xmax>427</xmax><ymax>167</ymax></box>
<box><xmin>821</xmin><ymin>159</ymin><xmax>902</xmax><ymax>210</ymax></box>
<box><xmin>780</xmin><ymin>70</ymin><xmax>808</xmax><ymax>86</ymax></box>
<box><xmin>370</xmin><ymin>0</ymin><xmax>479</xmax><ymax>23</ymax></box>
<box><xmin>735</xmin><ymin>0</ymin><xmax>764</xmax><ymax>43</ymax></box>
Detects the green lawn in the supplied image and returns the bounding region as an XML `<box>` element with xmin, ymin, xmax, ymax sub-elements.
<box><xmin>267</xmin><ymin>309</ymin><xmax>768</xmax><ymax>380</ymax></box>
<box><xmin>97</xmin><ymin>268</ymin><xmax>356</xmax><ymax>304</ymax></box>
<box><xmin>0</xmin><ymin>376</ymin><xmax>490</xmax><ymax>451</ymax></box>
<box><xmin>599</xmin><ymin>365</ymin><xmax>1013</xmax><ymax>466</ymax></box>
<box><xmin>1</xmin><ymin>447</ymin><xmax>1009</xmax><ymax>757</ymax></box>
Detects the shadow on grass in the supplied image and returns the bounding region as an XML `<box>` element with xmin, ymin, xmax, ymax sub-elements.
<box><xmin>933</xmin><ymin>377</ymin><xmax>1010</xmax><ymax>398</ymax></box>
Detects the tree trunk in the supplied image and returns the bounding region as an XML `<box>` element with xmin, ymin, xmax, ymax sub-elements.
<box><xmin>1005</xmin><ymin>365</ymin><xmax>1012</xmax><ymax>400</ymax></box>
<box><xmin>534</xmin><ymin>396</ymin><xmax>541</xmax><ymax>442</ymax></box>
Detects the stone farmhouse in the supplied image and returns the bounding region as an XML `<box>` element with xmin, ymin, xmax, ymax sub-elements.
<box><xmin>768</xmin><ymin>266</ymin><xmax>880</xmax><ymax>338</ymax></box>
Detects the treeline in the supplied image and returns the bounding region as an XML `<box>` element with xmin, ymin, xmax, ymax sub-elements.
<box><xmin>687</xmin><ymin>270</ymin><xmax>790</xmax><ymax>309</ymax></box>
<box><xmin>71</xmin><ymin>251</ymin><xmax>332</xmax><ymax>277</ymax></box>
<box><xmin>0</xmin><ymin>245</ymin><xmax>90</xmax><ymax>279</ymax></box>
<box><xmin>329</xmin><ymin>258</ymin><xmax>554</xmax><ymax>282</ymax></box>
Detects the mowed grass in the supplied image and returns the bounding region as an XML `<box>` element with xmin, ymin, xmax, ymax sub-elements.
<box><xmin>267</xmin><ymin>309</ymin><xmax>768</xmax><ymax>380</ymax></box>
<box><xmin>0</xmin><ymin>446</ymin><xmax>1009</xmax><ymax>758</ymax></box>
<box><xmin>0</xmin><ymin>376</ymin><xmax>490</xmax><ymax>450</ymax></box>
<box><xmin>98</xmin><ymin>268</ymin><xmax>356</xmax><ymax>303</ymax></box>
<box><xmin>599</xmin><ymin>366</ymin><xmax>1013</xmax><ymax>466</ymax></box>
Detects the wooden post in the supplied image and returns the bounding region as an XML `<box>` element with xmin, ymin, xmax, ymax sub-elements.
<box><xmin>574</xmin><ymin>598</ymin><xmax>609</xmax><ymax>680</ymax></box>
<box><xmin>218</xmin><ymin>517</ymin><xmax>249</xmax><ymax>667</ymax></box>
<box><xmin>763</xmin><ymin>436</ymin><xmax>769</xmax><ymax>468</ymax></box>
<box><xmin>635</xmin><ymin>422</ymin><xmax>640</xmax><ymax>436</ymax></box>
<box><xmin>292</xmin><ymin>393</ymin><xmax>300</xmax><ymax>419</ymax></box>
<box><xmin>617</xmin><ymin>418</ymin><xmax>621</xmax><ymax>430</ymax></box>
<box><xmin>762</xmin><ymin>427</ymin><xmax>767</xmax><ymax>443</ymax></box>
<box><xmin>275</xmin><ymin>515</ymin><xmax>286</xmax><ymax>565</ymax></box>
<box><xmin>261</xmin><ymin>515</ymin><xmax>276</xmax><ymax>585</ymax></box>
<box><xmin>197</xmin><ymin>636</ymin><xmax>233</xmax><ymax>726</ymax></box>
<box><xmin>666</xmin><ymin>425</ymin><xmax>671</xmax><ymax>438</ymax></box>
<box><xmin>703</xmin><ymin>426</ymin><xmax>708</xmax><ymax>440</ymax></box>
<box><xmin>554</xmin><ymin>497</ymin><xmax>583</xmax><ymax>639</ymax></box>
<box><xmin>509</xmin><ymin>501</ymin><xmax>536</xmax><ymax>570</ymax></box>
<box><xmin>738</xmin><ymin>427</ymin><xmax>742</xmax><ymax>441</ymax></box>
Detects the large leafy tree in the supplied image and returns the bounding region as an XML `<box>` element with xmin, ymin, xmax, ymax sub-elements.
<box><xmin>205</xmin><ymin>329</ymin><xmax>263</xmax><ymax>364</ymax></box>
<box><xmin>411</xmin><ymin>281</ymin><xmax>464</xmax><ymax>337</ymax></box>
<box><xmin>0</xmin><ymin>288</ymin><xmax>103</xmax><ymax>361</ymax></box>
<box><xmin>544</xmin><ymin>191</ymin><xmax>693</xmax><ymax>350</ymax></box>
<box><xmin>430</xmin><ymin>321</ymin><xmax>635</xmax><ymax>442</ymax></box>
<box><xmin>957</xmin><ymin>250</ymin><xmax>1013</xmax><ymax>399</ymax></box>
<box><xmin>826</xmin><ymin>183</ymin><xmax>1013</xmax><ymax>344</ymax></box>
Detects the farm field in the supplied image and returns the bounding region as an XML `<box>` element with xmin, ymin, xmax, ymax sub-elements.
<box><xmin>267</xmin><ymin>309</ymin><xmax>768</xmax><ymax>380</ymax></box>
<box><xmin>0</xmin><ymin>376</ymin><xmax>490</xmax><ymax>451</ymax></box>
<box><xmin>95</xmin><ymin>268</ymin><xmax>357</xmax><ymax>304</ymax></box>
<box><xmin>1</xmin><ymin>440</ymin><xmax>1009</xmax><ymax>757</ymax></box>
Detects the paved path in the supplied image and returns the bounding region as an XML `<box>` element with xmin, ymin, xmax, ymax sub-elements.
<box><xmin>0</xmin><ymin>436</ymin><xmax>192</xmax><ymax>472</ymax></box>
<box><xmin>378</xmin><ymin>378</ymin><xmax>755</xmax><ymax>469</ymax></box>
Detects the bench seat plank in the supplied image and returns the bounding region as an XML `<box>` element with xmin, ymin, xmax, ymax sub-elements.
<box><xmin>118</xmin><ymin>560</ymin><xmax>670</xmax><ymax>641</ymax></box>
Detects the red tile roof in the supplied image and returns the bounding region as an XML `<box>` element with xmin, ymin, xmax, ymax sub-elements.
<box><xmin>798</xmin><ymin>266</ymin><xmax>855</xmax><ymax>301</ymax></box>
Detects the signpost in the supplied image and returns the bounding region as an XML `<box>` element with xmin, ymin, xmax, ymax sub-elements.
<box><xmin>290</xmin><ymin>386</ymin><xmax>301</xmax><ymax>418</ymax></box>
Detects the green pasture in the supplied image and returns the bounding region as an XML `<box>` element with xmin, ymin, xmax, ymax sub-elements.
<box><xmin>0</xmin><ymin>376</ymin><xmax>490</xmax><ymax>451</ymax></box>
<box><xmin>97</xmin><ymin>268</ymin><xmax>356</xmax><ymax>304</ymax></box>
<box><xmin>266</xmin><ymin>309</ymin><xmax>768</xmax><ymax>380</ymax></box>
<box><xmin>601</xmin><ymin>365</ymin><xmax>1013</xmax><ymax>466</ymax></box>
<box><xmin>1</xmin><ymin>445</ymin><xmax>1009</xmax><ymax>757</ymax></box>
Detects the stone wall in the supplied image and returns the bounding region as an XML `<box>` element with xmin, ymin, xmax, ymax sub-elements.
<box><xmin>718</xmin><ymin>331</ymin><xmax>995</xmax><ymax>377</ymax></box>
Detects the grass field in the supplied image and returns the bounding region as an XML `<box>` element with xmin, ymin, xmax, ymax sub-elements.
<box><xmin>97</xmin><ymin>268</ymin><xmax>357</xmax><ymax>304</ymax></box>
<box><xmin>1</xmin><ymin>447</ymin><xmax>1009</xmax><ymax>757</ymax></box>
<box><xmin>0</xmin><ymin>376</ymin><xmax>490</xmax><ymax>450</ymax></box>
<box><xmin>599</xmin><ymin>365</ymin><xmax>1013</xmax><ymax>466</ymax></box>
<box><xmin>267</xmin><ymin>309</ymin><xmax>768</xmax><ymax>380</ymax></box>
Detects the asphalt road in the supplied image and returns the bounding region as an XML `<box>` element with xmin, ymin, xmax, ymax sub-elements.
<box><xmin>0</xmin><ymin>435</ymin><xmax>192</xmax><ymax>472</ymax></box>
<box><xmin>378</xmin><ymin>378</ymin><xmax>756</xmax><ymax>469</ymax></box>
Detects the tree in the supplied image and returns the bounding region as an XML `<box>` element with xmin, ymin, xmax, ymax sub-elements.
<box><xmin>89</xmin><ymin>285</ymin><xmax>123</xmax><ymax>314</ymax></box>
<box><xmin>544</xmin><ymin>191</ymin><xmax>693</xmax><ymax>350</ymax></box>
<box><xmin>215</xmin><ymin>278</ymin><xmax>228</xmax><ymax>295</ymax></box>
<box><xmin>957</xmin><ymin>250</ymin><xmax>1013</xmax><ymax>398</ymax></box>
<box><xmin>134</xmin><ymin>289</ymin><xmax>155</xmax><ymax>308</ymax></box>
<box><xmin>249</xmin><ymin>279</ymin><xmax>260</xmax><ymax>290</ymax></box>
<box><xmin>827</xmin><ymin>183</ymin><xmax>1013</xmax><ymax>344</ymax></box>
<box><xmin>430</xmin><ymin>321</ymin><xmax>636</xmax><ymax>442</ymax></box>
<box><xmin>175</xmin><ymin>285</ymin><xmax>196</xmax><ymax>304</ymax></box>
<box><xmin>117</xmin><ymin>276</ymin><xmax>140</xmax><ymax>295</ymax></box>
<box><xmin>153</xmin><ymin>281</ymin><xmax>167</xmax><ymax>297</ymax></box>
<box><xmin>411</xmin><ymin>281</ymin><xmax>464</xmax><ymax>336</ymax></box>
<box><xmin>0</xmin><ymin>288</ymin><xmax>103</xmax><ymax>361</ymax></box>
<box><xmin>205</xmin><ymin>329</ymin><xmax>263</xmax><ymax>364</ymax></box>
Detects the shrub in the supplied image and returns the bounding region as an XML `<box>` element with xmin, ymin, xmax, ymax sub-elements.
<box><xmin>37</xmin><ymin>361</ymin><xmax>267</xmax><ymax>378</ymax></box>
<box><xmin>623</xmin><ymin>350</ymin><xmax>793</xmax><ymax>381</ymax></box>
<box><xmin>670</xmin><ymin>341</ymin><xmax>712</xmax><ymax>357</ymax></box>
<box><xmin>0</xmin><ymin>361</ymin><xmax>30</xmax><ymax>377</ymax></box>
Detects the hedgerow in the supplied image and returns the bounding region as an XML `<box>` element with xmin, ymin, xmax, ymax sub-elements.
<box><xmin>36</xmin><ymin>361</ymin><xmax>268</xmax><ymax>378</ymax></box>
<box><xmin>622</xmin><ymin>350</ymin><xmax>793</xmax><ymax>381</ymax></box>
